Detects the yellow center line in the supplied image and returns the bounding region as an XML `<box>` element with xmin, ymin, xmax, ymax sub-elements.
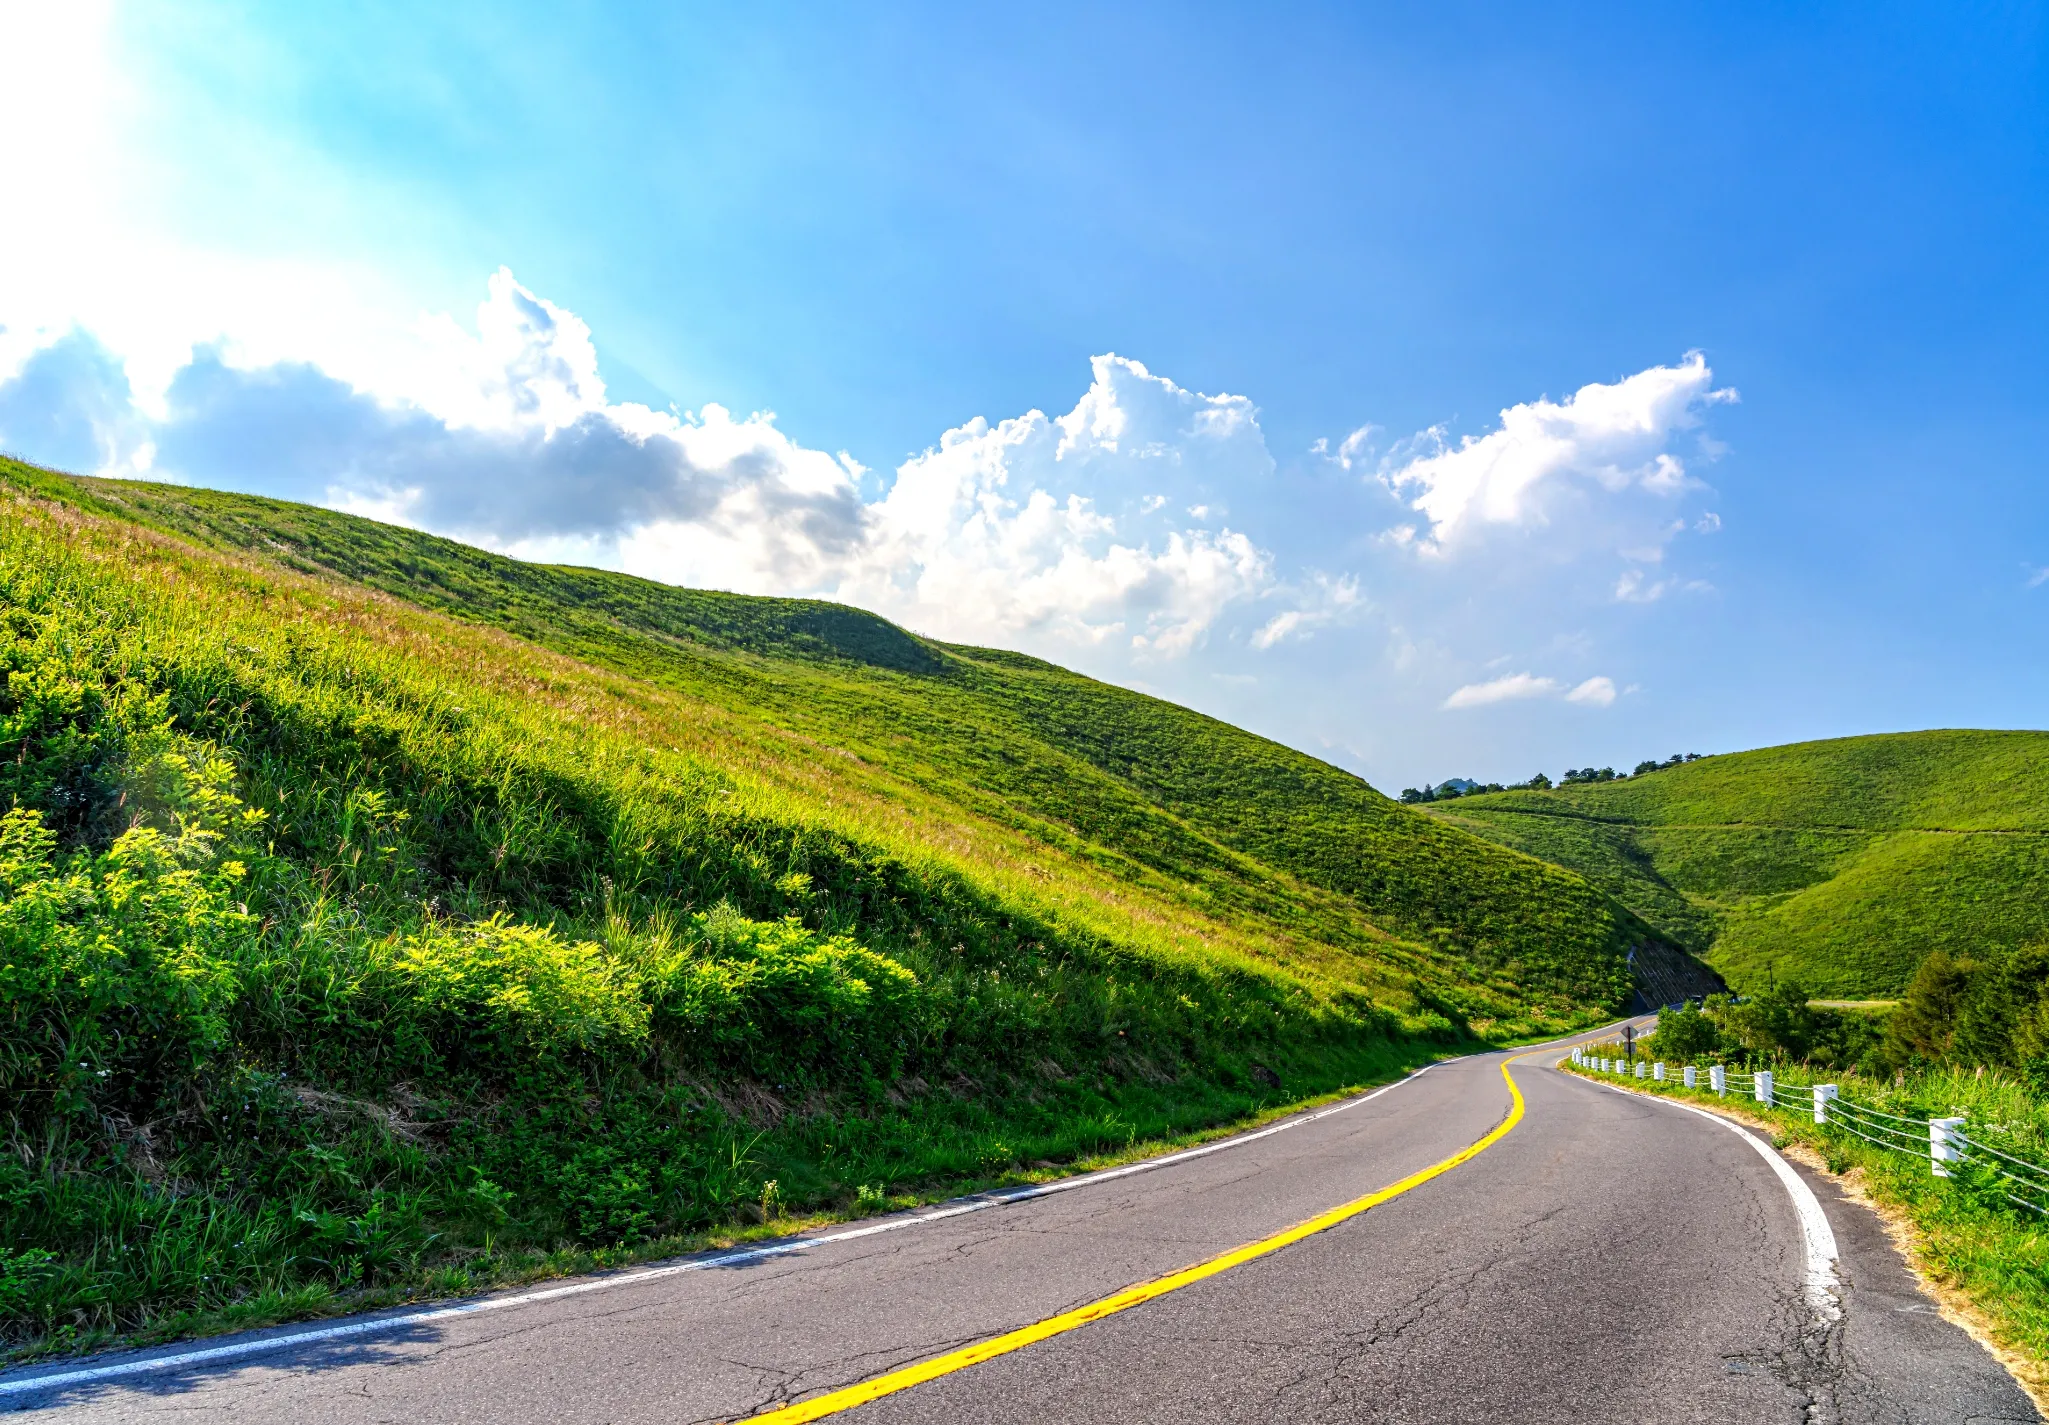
<box><xmin>740</xmin><ymin>1052</ymin><xmax>1536</xmax><ymax>1422</ymax></box>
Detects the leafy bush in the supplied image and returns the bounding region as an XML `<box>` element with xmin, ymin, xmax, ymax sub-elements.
<box><xmin>1644</xmin><ymin>998</ymin><xmax>1722</xmax><ymax>1063</ymax></box>
<box><xmin>1640</xmin><ymin>987</ymin><xmax>1882</xmax><ymax>1071</ymax></box>
<box><xmin>0</xmin><ymin>751</ymin><xmax>261</xmax><ymax>1129</ymax></box>
<box><xmin>651</xmin><ymin>902</ymin><xmax>925</xmax><ymax>1082</ymax></box>
<box><xmin>373</xmin><ymin>916</ymin><xmax>651</xmax><ymax>1061</ymax></box>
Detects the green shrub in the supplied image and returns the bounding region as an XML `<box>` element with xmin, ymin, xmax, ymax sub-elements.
<box><xmin>374</xmin><ymin>916</ymin><xmax>650</xmax><ymax>1061</ymax></box>
<box><xmin>1645</xmin><ymin>998</ymin><xmax>1722</xmax><ymax>1062</ymax></box>
<box><xmin>651</xmin><ymin>902</ymin><xmax>925</xmax><ymax>1082</ymax></box>
<box><xmin>1631</xmin><ymin>989</ymin><xmax>1881</xmax><ymax>1071</ymax></box>
<box><xmin>0</xmin><ymin>754</ymin><xmax>262</xmax><ymax>1128</ymax></box>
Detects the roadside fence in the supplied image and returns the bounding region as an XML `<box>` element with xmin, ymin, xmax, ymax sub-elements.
<box><xmin>1567</xmin><ymin>1045</ymin><xmax>2049</xmax><ymax>1216</ymax></box>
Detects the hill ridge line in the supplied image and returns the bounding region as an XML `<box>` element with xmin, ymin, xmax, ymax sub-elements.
<box><xmin>1442</xmin><ymin>806</ymin><xmax>2049</xmax><ymax>837</ymax></box>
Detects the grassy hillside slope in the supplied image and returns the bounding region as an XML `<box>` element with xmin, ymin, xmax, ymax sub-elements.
<box><xmin>0</xmin><ymin>459</ymin><xmax>1649</xmax><ymax>1353</ymax></box>
<box><xmin>1430</xmin><ymin>732</ymin><xmax>2049</xmax><ymax>997</ymax></box>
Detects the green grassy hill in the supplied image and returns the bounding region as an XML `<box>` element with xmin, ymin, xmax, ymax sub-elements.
<box><xmin>1430</xmin><ymin>732</ymin><xmax>2049</xmax><ymax>998</ymax></box>
<box><xmin>0</xmin><ymin>458</ymin><xmax>1657</xmax><ymax>1352</ymax></box>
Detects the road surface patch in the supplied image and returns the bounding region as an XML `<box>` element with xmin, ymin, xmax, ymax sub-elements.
<box><xmin>1589</xmin><ymin>1077</ymin><xmax>1841</xmax><ymax>1315</ymax></box>
<box><xmin>739</xmin><ymin>1055</ymin><xmax>1534</xmax><ymax>1423</ymax></box>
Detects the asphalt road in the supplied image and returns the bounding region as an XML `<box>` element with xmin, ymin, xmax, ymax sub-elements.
<box><xmin>3</xmin><ymin>1031</ymin><xmax>2036</xmax><ymax>1423</ymax></box>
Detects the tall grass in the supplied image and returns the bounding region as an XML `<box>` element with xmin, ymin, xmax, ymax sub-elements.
<box><xmin>56</xmin><ymin>464</ymin><xmax>1642</xmax><ymax>1017</ymax></box>
<box><xmin>0</xmin><ymin>474</ymin><xmax>1629</xmax><ymax>1357</ymax></box>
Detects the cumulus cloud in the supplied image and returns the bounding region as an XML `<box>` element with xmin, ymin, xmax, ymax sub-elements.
<box><xmin>0</xmin><ymin>275</ymin><xmax>1299</xmax><ymax>661</ymax></box>
<box><xmin>0</xmin><ymin>330</ymin><xmax>140</xmax><ymax>474</ymax></box>
<box><xmin>1372</xmin><ymin>353</ymin><xmax>1736</xmax><ymax>553</ymax></box>
<box><xmin>0</xmin><ymin>247</ymin><xmax>1721</xmax><ymax>719</ymax></box>
<box><xmin>1442</xmin><ymin>671</ymin><xmax>1618</xmax><ymax>710</ymax></box>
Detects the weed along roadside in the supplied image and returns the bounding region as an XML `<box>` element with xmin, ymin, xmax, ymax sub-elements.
<box><xmin>0</xmin><ymin>463</ymin><xmax>1650</xmax><ymax>1365</ymax></box>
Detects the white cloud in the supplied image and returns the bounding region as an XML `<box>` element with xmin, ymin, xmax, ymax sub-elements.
<box><xmin>1614</xmin><ymin>569</ymin><xmax>1671</xmax><ymax>602</ymax></box>
<box><xmin>1373</xmin><ymin>354</ymin><xmax>1736</xmax><ymax>553</ymax></box>
<box><xmin>1442</xmin><ymin>670</ymin><xmax>1619</xmax><ymax>709</ymax></box>
<box><xmin>1251</xmin><ymin>573</ymin><xmax>1363</xmax><ymax>650</ymax></box>
<box><xmin>1251</xmin><ymin>611</ymin><xmax>1309</xmax><ymax>650</ymax></box>
<box><xmin>820</xmin><ymin>352</ymin><xmax>1278</xmax><ymax>655</ymax></box>
<box><xmin>1565</xmin><ymin>675</ymin><xmax>1617</xmax><ymax>706</ymax></box>
<box><xmin>0</xmin><ymin>272</ymin><xmax>1287</xmax><ymax>662</ymax></box>
<box><xmin>1615</xmin><ymin>568</ymin><xmax>1714</xmax><ymax>603</ymax></box>
<box><xmin>1443</xmin><ymin>672</ymin><xmax>1562</xmax><ymax>708</ymax></box>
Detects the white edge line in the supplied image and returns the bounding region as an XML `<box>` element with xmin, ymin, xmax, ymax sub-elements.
<box><xmin>1586</xmin><ymin>1077</ymin><xmax>1841</xmax><ymax>1318</ymax></box>
<box><xmin>8</xmin><ymin>1040</ymin><xmax>1565</xmax><ymax>1398</ymax></box>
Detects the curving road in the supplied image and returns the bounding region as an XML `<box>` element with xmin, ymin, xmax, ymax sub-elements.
<box><xmin>2</xmin><ymin>1030</ymin><xmax>2036</xmax><ymax>1423</ymax></box>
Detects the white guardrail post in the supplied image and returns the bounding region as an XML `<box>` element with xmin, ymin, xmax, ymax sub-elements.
<box><xmin>1930</xmin><ymin>1117</ymin><xmax>1966</xmax><ymax>1178</ymax></box>
<box><xmin>1710</xmin><ymin>1064</ymin><xmax>1726</xmax><ymax>1096</ymax></box>
<box><xmin>1755</xmin><ymin>1070</ymin><xmax>1774</xmax><ymax>1107</ymax></box>
<box><xmin>1653</xmin><ymin>1061</ymin><xmax>1666</xmax><ymax>1081</ymax></box>
<box><xmin>1635</xmin><ymin>1061</ymin><xmax>1647</xmax><ymax>1079</ymax></box>
<box><xmin>1683</xmin><ymin>1065</ymin><xmax>1697</xmax><ymax>1088</ymax></box>
<box><xmin>1813</xmin><ymin>1083</ymin><xmax>1837</xmax><ymax>1125</ymax></box>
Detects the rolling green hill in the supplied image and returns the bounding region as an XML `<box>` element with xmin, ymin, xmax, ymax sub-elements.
<box><xmin>1430</xmin><ymin>732</ymin><xmax>2049</xmax><ymax>998</ymax></box>
<box><xmin>0</xmin><ymin>458</ymin><xmax>1664</xmax><ymax>1350</ymax></box>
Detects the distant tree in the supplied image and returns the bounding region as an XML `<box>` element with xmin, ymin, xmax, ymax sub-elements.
<box><xmin>1400</xmin><ymin>787</ymin><xmax>1423</xmax><ymax>804</ymax></box>
<box><xmin>1954</xmin><ymin>943</ymin><xmax>2049</xmax><ymax>1068</ymax></box>
<box><xmin>1525</xmin><ymin>772</ymin><xmax>1552</xmax><ymax>790</ymax></box>
<box><xmin>1646</xmin><ymin>999</ymin><xmax>1723</xmax><ymax>1062</ymax></box>
<box><xmin>1719</xmin><ymin>979</ymin><xmax>1820</xmax><ymax>1060</ymax></box>
<box><xmin>1684</xmin><ymin>753</ymin><xmax>1702</xmax><ymax>762</ymax></box>
<box><xmin>1633</xmin><ymin>760</ymin><xmax>1660</xmax><ymax>777</ymax></box>
<box><xmin>1885</xmin><ymin>950</ymin><xmax>1975</xmax><ymax>1063</ymax></box>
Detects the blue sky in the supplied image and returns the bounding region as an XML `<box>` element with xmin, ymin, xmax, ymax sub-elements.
<box><xmin>1</xmin><ymin>2</ymin><xmax>2045</xmax><ymax>791</ymax></box>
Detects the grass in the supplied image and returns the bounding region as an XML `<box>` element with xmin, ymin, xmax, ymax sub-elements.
<box><xmin>58</xmin><ymin>468</ymin><xmax>1642</xmax><ymax>1010</ymax></box>
<box><xmin>1430</xmin><ymin>731</ymin><xmax>2049</xmax><ymax>998</ymax></box>
<box><xmin>1563</xmin><ymin>1056</ymin><xmax>2049</xmax><ymax>1397</ymax></box>
<box><xmin>0</xmin><ymin>458</ymin><xmax>1647</xmax><ymax>1359</ymax></box>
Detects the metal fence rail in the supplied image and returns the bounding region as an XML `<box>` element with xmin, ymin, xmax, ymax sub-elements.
<box><xmin>1566</xmin><ymin>1045</ymin><xmax>2049</xmax><ymax>1215</ymax></box>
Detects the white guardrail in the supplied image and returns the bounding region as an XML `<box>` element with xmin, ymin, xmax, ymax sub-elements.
<box><xmin>1569</xmin><ymin>1046</ymin><xmax>2049</xmax><ymax>1215</ymax></box>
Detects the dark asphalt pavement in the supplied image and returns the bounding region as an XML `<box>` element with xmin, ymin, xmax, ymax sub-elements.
<box><xmin>3</xmin><ymin>1032</ymin><xmax>2035</xmax><ymax>1423</ymax></box>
